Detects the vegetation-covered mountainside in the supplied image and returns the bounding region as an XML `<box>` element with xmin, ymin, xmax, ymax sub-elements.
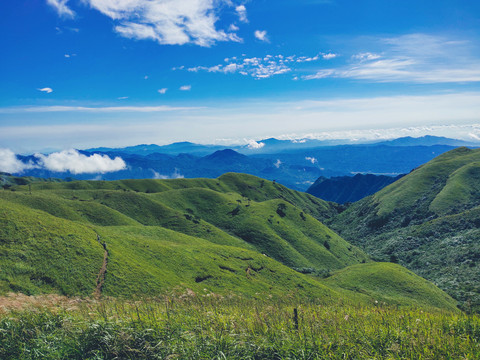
<box><xmin>329</xmin><ymin>147</ymin><xmax>480</xmax><ymax>311</ymax></box>
<box><xmin>0</xmin><ymin>173</ymin><xmax>457</xmax><ymax>311</ymax></box>
<box><xmin>307</xmin><ymin>173</ymin><xmax>403</xmax><ymax>203</ymax></box>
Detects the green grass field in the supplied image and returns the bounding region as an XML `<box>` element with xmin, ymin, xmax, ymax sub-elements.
<box><xmin>0</xmin><ymin>173</ymin><xmax>458</xmax><ymax>312</ymax></box>
<box><xmin>0</xmin><ymin>170</ymin><xmax>475</xmax><ymax>359</ymax></box>
<box><xmin>0</xmin><ymin>296</ymin><xmax>475</xmax><ymax>360</ymax></box>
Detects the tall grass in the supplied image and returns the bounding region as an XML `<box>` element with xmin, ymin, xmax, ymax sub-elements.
<box><xmin>0</xmin><ymin>294</ymin><xmax>478</xmax><ymax>359</ymax></box>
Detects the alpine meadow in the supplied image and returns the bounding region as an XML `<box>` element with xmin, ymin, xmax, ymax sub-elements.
<box><xmin>2</xmin><ymin>0</ymin><xmax>480</xmax><ymax>358</ymax></box>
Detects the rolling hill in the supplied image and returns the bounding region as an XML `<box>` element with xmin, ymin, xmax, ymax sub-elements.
<box><xmin>0</xmin><ymin>173</ymin><xmax>458</xmax><ymax>311</ymax></box>
<box><xmin>329</xmin><ymin>147</ymin><xmax>480</xmax><ymax>310</ymax></box>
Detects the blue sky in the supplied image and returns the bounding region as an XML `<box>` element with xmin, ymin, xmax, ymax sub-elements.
<box><xmin>1</xmin><ymin>0</ymin><xmax>480</xmax><ymax>152</ymax></box>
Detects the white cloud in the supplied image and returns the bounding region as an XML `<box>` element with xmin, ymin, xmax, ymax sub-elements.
<box><xmin>304</xmin><ymin>34</ymin><xmax>480</xmax><ymax>83</ymax></box>
<box><xmin>152</xmin><ymin>169</ymin><xmax>184</xmax><ymax>179</ymax></box>
<box><xmin>3</xmin><ymin>93</ymin><xmax>480</xmax><ymax>153</ymax></box>
<box><xmin>254</xmin><ymin>30</ymin><xmax>268</xmax><ymax>42</ymax></box>
<box><xmin>296</xmin><ymin>55</ymin><xmax>319</xmax><ymax>62</ymax></box>
<box><xmin>305</xmin><ymin>156</ymin><xmax>317</xmax><ymax>164</ymax></box>
<box><xmin>229</xmin><ymin>24</ymin><xmax>239</xmax><ymax>31</ymax></box>
<box><xmin>84</xmin><ymin>0</ymin><xmax>242</xmax><ymax>47</ymax></box>
<box><xmin>352</xmin><ymin>52</ymin><xmax>381</xmax><ymax>61</ymax></box>
<box><xmin>46</xmin><ymin>0</ymin><xmax>75</xmax><ymax>18</ymax></box>
<box><xmin>180</xmin><ymin>85</ymin><xmax>192</xmax><ymax>91</ymax></box>
<box><xmin>0</xmin><ymin>149</ymin><xmax>36</xmax><ymax>173</ymax></box>
<box><xmin>183</xmin><ymin>53</ymin><xmax>325</xmax><ymax>79</ymax></box>
<box><xmin>0</xmin><ymin>105</ymin><xmax>197</xmax><ymax>113</ymax></box>
<box><xmin>157</xmin><ymin>88</ymin><xmax>168</xmax><ymax>94</ymax></box>
<box><xmin>274</xmin><ymin>159</ymin><xmax>282</xmax><ymax>168</ymax></box>
<box><xmin>235</xmin><ymin>5</ymin><xmax>247</xmax><ymax>22</ymax></box>
<box><xmin>117</xmin><ymin>96</ymin><xmax>128</xmax><ymax>100</ymax></box>
<box><xmin>35</xmin><ymin>149</ymin><xmax>126</xmax><ymax>174</ymax></box>
<box><xmin>322</xmin><ymin>53</ymin><xmax>337</xmax><ymax>60</ymax></box>
<box><xmin>245</xmin><ymin>139</ymin><xmax>265</xmax><ymax>149</ymax></box>
<box><xmin>38</xmin><ymin>87</ymin><xmax>53</xmax><ymax>93</ymax></box>
<box><xmin>172</xmin><ymin>169</ymin><xmax>184</xmax><ymax>179</ymax></box>
<box><xmin>152</xmin><ymin>170</ymin><xmax>168</xmax><ymax>179</ymax></box>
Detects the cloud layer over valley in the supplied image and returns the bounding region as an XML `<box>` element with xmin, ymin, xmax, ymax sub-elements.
<box><xmin>0</xmin><ymin>149</ymin><xmax>126</xmax><ymax>175</ymax></box>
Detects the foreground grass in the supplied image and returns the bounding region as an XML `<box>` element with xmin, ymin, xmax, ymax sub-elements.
<box><xmin>0</xmin><ymin>294</ymin><xmax>478</xmax><ymax>359</ymax></box>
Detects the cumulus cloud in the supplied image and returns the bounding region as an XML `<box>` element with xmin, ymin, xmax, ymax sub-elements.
<box><xmin>254</xmin><ymin>30</ymin><xmax>268</xmax><ymax>42</ymax></box>
<box><xmin>0</xmin><ymin>149</ymin><xmax>36</xmax><ymax>174</ymax></box>
<box><xmin>274</xmin><ymin>159</ymin><xmax>282</xmax><ymax>168</ymax></box>
<box><xmin>46</xmin><ymin>0</ymin><xmax>75</xmax><ymax>18</ymax></box>
<box><xmin>245</xmin><ymin>139</ymin><xmax>265</xmax><ymax>149</ymax></box>
<box><xmin>152</xmin><ymin>169</ymin><xmax>184</xmax><ymax>179</ymax></box>
<box><xmin>235</xmin><ymin>5</ymin><xmax>248</xmax><ymax>22</ymax></box>
<box><xmin>305</xmin><ymin>156</ymin><xmax>317</xmax><ymax>164</ymax></box>
<box><xmin>352</xmin><ymin>52</ymin><xmax>381</xmax><ymax>61</ymax></box>
<box><xmin>38</xmin><ymin>87</ymin><xmax>53</xmax><ymax>93</ymax></box>
<box><xmin>322</xmin><ymin>53</ymin><xmax>337</xmax><ymax>60</ymax></box>
<box><xmin>152</xmin><ymin>170</ymin><xmax>168</xmax><ymax>179</ymax></box>
<box><xmin>83</xmin><ymin>0</ymin><xmax>242</xmax><ymax>47</ymax></box>
<box><xmin>158</xmin><ymin>88</ymin><xmax>168</xmax><ymax>94</ymax></box>
<box><xmin>296</xmin><ymin>55</ymin><xmax>319</xmax><ymax>62</ymax></box>
<box><xmin>183</xmin><ymin>53</ymin><xmax>325</xmax><ymax>79</ymax></box>
<box><xmin>179</xmin><ymin>85</ymin><xmax>192</xmax><ymax>91</ymax></box>
<box><xmin>34</xmin><ymin>149</ymin><xmax>126</xmax><ymax>174</ymax></box>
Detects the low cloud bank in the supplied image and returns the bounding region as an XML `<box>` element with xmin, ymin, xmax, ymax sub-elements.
<box><xmin>0</xmin><ymin>148</ymin><xmax>36</xmax><ymax>173</ymax></box>
<box><xmin>152</xmin><ymin>169</ymin><xmax>184</xmax><ymax>179</ymax></box>
<box><xmin>34</xmin><ymin>150</ymin><xmax>126</xmax><ymax>174</ymax></box>
<box><xmin>245</xmin><ymin>139</ymin><xmax>265</xmax><ymax>150</ymax></box>
<box><xmin>305</xmin><ymin>156</ymin><xmax>317</xmax><ymax>164</ymax></box>
<box><xmin>0</xmin><ymin>148</ymin><xmax>127</xmax><ymax>175</ymax></box>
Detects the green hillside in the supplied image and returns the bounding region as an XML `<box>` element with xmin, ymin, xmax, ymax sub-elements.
<box><xmin>0</xmin><ymin>173</ymin><xmax>457</xmax><ymax>311</ymax></box>
<box><xmin>330</xmin><ymin>147</ymin><xmax>480</xmax><ymax>310</ymax></box>
<box><xmin>323</xmin><ymin>262</ymin><xmax>457</xmax><ymax>310</ymax></box>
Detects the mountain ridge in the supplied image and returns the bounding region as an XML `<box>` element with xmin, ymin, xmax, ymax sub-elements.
<box><xmin>329</xmin><ymin>147</ymin><xmax>480</xmax><ymax>310</ymax></box>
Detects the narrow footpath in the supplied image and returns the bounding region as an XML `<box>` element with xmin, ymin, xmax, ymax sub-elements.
<box><xmin>94</xmin><ymin>233</ymin><xmax>108</xmax><ymax>298</ymax></box>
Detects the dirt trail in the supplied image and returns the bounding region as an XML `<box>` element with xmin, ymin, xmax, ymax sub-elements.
<box><xmin>94</xmin><ymin>234</ymin><xmax>108</xmax><ymax>298</ymax></box>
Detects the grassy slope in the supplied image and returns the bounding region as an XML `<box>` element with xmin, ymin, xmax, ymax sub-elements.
<box><xmin>0</xmin><ymin>173</ymin><xmax>458</xmax><ymax>310</ymax></box>
<box><xmin>323</xmin><ymin>262</ymin><xmax>458</xmax><ymax>311</ymax></box>
<box><xmin>97</xmin><ymin>225</ymin><xmax>339</xmax><ymax>299</ymax></box>
<box><xmin>151</xmin><ymin>187</ymin><xmax>367</xmax><ymax>269</ymax></box>
<box><xmin>370</xmin><ymin>147</ymin><xmax>480</xmax><ymax>217</ymax></box>
<box><xmin>0</xmin><ymin>198</ymin><xmax>103</xmax><ymax>296</ymax></box>
<box><xmin>26</xmin><ymin>173</ymin><xmax>339</xmax><ymax>221</ymax></box>
<box><xmin>330</xmin><ymin>147</ymin><xmax>480</xmax><ymax>310</ymax></box>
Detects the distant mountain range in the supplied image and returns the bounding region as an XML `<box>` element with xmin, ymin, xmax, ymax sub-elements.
<box><xmin>8</xmin><ymin>136</ymin><xmax>480</xmax><ymax>191</ymax></box>
<box><xmin>371</xmin><ymin>135</ymin><xmax>480</xmax><ymax>147</ymax></box>
<box><xmin>86</xmin><ymin>135</ymin><xmax>480</xmax><ymax>155</ymax></box>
